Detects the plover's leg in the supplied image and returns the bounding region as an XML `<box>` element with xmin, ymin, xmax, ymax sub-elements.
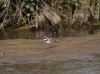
<box><xmin>49</xmin><ymin>43</ymin><xmax>53</xmax><ymax>48</ymax></box>
<box><xmin>45</xmin><ymin>43</ymin><xmax>52</xmax><ymax>48</ymax></box>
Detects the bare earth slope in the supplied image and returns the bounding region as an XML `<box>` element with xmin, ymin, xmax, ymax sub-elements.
<box><xmin>0</xmin><ymin>34</ymin><xmax>100</xmax><ymax>64</ymax></box>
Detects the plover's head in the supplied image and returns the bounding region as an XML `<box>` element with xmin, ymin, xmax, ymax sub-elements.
<box><xmin>44</xmin><ymin>36</ymin><xmax>48</xmax><ymax>41</ymax></box>
<box><xmin>44</xmin><ymin>36</ymin><xmax>51</xmax><ymax>43</ymax></box>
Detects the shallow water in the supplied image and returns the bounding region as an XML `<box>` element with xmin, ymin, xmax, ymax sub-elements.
<box><xmin>0</xmin><ymin>53</ymin><xmax>100</xmax><ymax>74</ymax></box>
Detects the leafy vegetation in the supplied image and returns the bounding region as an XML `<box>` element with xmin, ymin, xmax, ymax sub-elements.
<box><xmin>0</xmin><ymin>0</ymin><xmax>100</xmax><ymax>35</ymax></box>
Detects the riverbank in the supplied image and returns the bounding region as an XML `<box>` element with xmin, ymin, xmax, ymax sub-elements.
<box><xmin>0</xmin><ymin>34</ymin><xmax>100</xmax><ymax>64</ymax></box>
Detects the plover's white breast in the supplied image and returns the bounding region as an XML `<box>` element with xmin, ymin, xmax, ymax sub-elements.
<box><xmin>46</xmin><ymin>40</ymin><xmax>51</xmax><ymax>44</ymax></box>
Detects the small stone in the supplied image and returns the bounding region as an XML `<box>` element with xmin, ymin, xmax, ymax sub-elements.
<box><xmin>0</xmin><ymin>53</ymin><xmax>5</xmax><ymax>55</ymax></box>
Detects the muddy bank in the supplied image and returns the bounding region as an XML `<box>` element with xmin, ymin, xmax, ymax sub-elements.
<box><xmin>0</xmin><ymin>34</ymin><xmax>100</xmax><ymax>64</ymax></box>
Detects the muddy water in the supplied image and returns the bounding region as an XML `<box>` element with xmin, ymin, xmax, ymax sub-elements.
<box><xmin>0</xmin><ymin>34</ymin><xmax>100</xmax><ymax>74</ymax></box>
<box><xmin>0</xmin><ymin>54</ymin><xmax>100</xmax><ymax>74</ymax></box>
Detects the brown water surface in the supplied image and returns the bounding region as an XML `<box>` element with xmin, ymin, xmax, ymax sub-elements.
<box><xmin>0</xmin><ymin>34</ymin><xmax>100</xmax><ymax>74</ymax></box>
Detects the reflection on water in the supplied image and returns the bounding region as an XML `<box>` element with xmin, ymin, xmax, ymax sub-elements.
<box><xmin>0</xmin><ymin>30</ymin><xmax>44</xmax><ymax>39</ymax></box>
<box><xmin>0</xmin><ymin>54</ymin><xmax>100</xmax><ymax>74</ymax></box>
<box><xmin>0</xmin><ymin>29</ymin><xmax>79</xmax><ymax>39</ymax></box>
